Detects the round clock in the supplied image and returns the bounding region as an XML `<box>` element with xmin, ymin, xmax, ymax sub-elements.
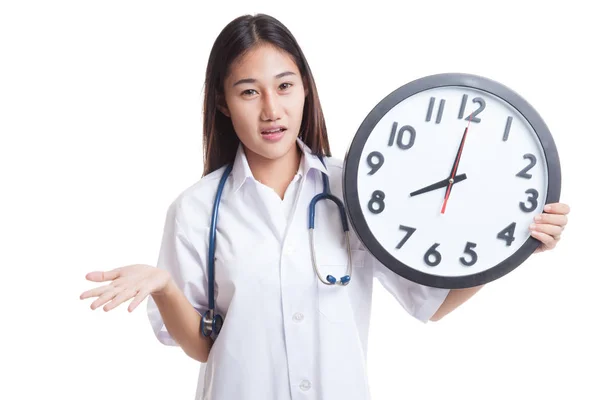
<box><xmin>342</xmin><ymin>73</ymin><xmax>561</xmax><ymax>289</ymax></box>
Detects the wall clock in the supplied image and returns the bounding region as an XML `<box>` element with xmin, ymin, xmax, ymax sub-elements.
<box><xmin>342</xmin><ymin>73</ymin><xmax>561</xmax><ymax>289</ymax></box>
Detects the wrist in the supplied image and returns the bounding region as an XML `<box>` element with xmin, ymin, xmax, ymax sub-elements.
<box><xmin>154</xmin><ymin>275</ymin><xmax>176</xmax><ymax>297</ymax></box>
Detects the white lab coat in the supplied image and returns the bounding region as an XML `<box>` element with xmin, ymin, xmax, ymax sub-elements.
<box><xmin>147</xmin><ymin>138</ymin><xmax>450</xmax><ymax>399</ymax></box>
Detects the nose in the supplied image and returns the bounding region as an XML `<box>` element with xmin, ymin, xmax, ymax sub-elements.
<box><xmin>260</xmin><ymin>91</ymin><xmax>282</xmax><ymax>121</ymax></box>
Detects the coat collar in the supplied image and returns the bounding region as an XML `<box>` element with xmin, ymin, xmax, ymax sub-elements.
<box><xmin>230</xmin><ymin>137</ymin><xmax>329</xmax><ymax>193</ymax></box>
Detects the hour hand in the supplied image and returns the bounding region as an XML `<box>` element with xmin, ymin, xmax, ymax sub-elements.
<box><xmin>410</xmin><ymin>173</ymin><xmax>467</xmax><ymax>197</ymax></box>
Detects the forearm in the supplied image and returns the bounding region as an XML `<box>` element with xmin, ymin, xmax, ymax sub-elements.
<box><xmin>430</xmin><ymin>284</ymin><xmax>485</xmax><ymax>321</ymax></box>
<box><xmin>151</xmin><ymin>279</ymin><xmax>213</xmax><ymax>362</ymax></box>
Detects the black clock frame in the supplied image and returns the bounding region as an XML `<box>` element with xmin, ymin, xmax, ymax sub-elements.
<box><xmin>342</xmin><ymin>73</ymin><xmax>561</xmax><ymax>289</ymax></box>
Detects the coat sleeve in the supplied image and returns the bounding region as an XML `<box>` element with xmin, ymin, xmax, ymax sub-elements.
<box><xmin>370</xmin><ymin>254</ymin><xmax>450</xmax><ymax>322</ymax></box>
<box><xmin>146</xmin><ymin>200</ymin><xmax>211</xmax><ymax>346</ymax></box>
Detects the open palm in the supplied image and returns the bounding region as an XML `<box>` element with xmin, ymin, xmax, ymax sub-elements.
<box><xmin>80</xmin><ymin>264</ymin><xmax>171</xmax><ymax>312</ymax></box>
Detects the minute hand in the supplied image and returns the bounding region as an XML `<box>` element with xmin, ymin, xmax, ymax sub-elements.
<box><xmin>441</xmin><ymin>124</ymin><xmax>471</xmax><ymax>214</ymax></box>
<box><xmin>410</xmin><ymin>173</ymin><xmax>467</xmax><ymax>197</ymax></box>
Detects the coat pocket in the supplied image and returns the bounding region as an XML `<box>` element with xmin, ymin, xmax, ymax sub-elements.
<box><xmin>316</xmin><ymin>248</ymin><xmax>365</xmax><ymax>323</ymax></box>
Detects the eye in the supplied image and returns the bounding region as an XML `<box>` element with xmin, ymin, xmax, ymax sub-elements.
<box><xmin>241</xmin><ymin>89</ymin><xmax>258</xmax><ymax>96</ymax></box>
<box><xmin>279</xmin><ymin>82</ymin><xmax>293</xmax><ymax>90</ymax></box>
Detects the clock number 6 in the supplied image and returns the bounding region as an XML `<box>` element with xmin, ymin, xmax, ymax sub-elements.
<box><xmin>519</xmin><ymin>188</ymin><xmax>539</xmax><ymax>212</ymax></box>
<box><xmin>424</xmin><ymin>243</ymin><xmax>442</xmax><ymax>267</ymax></box>
<box><xmin>368</xmin><ymin>190</ymin><xmax>386</xmax><ymax>214</ymax></box>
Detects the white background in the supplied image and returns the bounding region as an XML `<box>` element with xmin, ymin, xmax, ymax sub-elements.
<box><xmin>1</xmin><ymin>1</ymin><xmax>598</xmax><ymax>399</ymax></box>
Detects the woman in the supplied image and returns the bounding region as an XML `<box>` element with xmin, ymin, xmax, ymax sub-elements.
<box><xmin>80</xmin><ymin>13</ymin><xmax>570</xmax><ymax>400</ymax></box>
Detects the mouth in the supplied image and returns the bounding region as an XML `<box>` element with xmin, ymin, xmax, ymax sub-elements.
<box><xmin>261</xmin><ymin>126</ymin><xmax>287</xmax><ymax>141</ymax></box>
<box><xmin>261</xmin><ymin>126</ymin><xmax>287</xmax><ymax>134</ymax></box>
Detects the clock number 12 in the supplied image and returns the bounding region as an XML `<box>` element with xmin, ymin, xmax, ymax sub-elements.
<box><xmin>459</xmin><ymin>94</ymin><xmax>486</xmax><ymax>123</ymax></box>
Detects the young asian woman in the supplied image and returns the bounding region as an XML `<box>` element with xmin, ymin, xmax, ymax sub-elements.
<box><xmin>80</xmin><ymin>13</ymin><xmax>571</xmax><ymax>400</ymax></box>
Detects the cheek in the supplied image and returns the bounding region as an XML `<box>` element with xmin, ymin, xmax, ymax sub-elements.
<box><xmin>287</xmin><ymin>93</ymin><xmax>306</xmax><ymax>119</ymax></box>
<box><xmin>228</xmin><ymin>103</ymin><xmax>257</xmax><ymax>136</ymax></box>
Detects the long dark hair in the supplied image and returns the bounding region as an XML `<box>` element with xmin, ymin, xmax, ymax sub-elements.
<box><xmin>201</xmin><ymin>13</ymin><xmax>331</xmax><ymax>177</ymax></box>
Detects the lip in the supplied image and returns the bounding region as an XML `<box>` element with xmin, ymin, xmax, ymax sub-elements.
<box><xmin>261</xmin><ymin>129</ymin><xmax>286</xmax><ymax>142</ymax></box>
<box><xmin>260</xmin><ymin>125</ymin><xmax>287</xmax><ymax>134</ymax></box>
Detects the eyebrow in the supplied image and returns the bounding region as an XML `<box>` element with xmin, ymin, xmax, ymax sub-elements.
<box><xmin>232</xmin><ymin>71</ymin><xmax>297</xmax><ymax>87</ymax></box>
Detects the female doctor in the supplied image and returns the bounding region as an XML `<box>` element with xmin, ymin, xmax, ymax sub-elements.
<box><xmin>80</xmin><ymin>13</ymin><xmax>571</xmax><ymax>400</ymax></box>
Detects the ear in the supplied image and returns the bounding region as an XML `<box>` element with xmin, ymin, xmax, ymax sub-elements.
<box><xmin>217</xmin><ymin>94</ymin><xmax>230</xmax><ymax>117</ymax></box>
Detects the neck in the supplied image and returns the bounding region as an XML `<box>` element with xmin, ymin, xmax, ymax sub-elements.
<box><xmin>245</xmin><ymin>143</ymin><xmax>302</xmax><ymax>199</ymax></box>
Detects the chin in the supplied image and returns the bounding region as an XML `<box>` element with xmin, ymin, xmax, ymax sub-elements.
<box><xmin>247</xmin><ymin>135</ymin><xmax>299</xmax><ymax>162</ymax></box>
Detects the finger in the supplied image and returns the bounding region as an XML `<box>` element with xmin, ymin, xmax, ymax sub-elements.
<box><xmin>530</xmin><ymin>223</ymin><xmax>563</xmax><ymax>238</ymax></box>
<box><xmin>543</xmin><ymin>203</ymin><xmax>571</xmax><ymax>215</ymax></box>
<box><xmin>534</xmin><ymin>213</ymin><xmax>568</xmax><ymax>228</ymax></box>
<box><xmin>91</xmin><ymin>287</ymin><xmax>119</xmax><ymax>310</ymax></box>
<box><xmin>128</xmin><ymin>288</ymin><xmax>151</xmax><ymax>312</ymax></box>
<box><xmin>530</xmin><ymin>230</ymin><xmax>557</xmax><ymax>250</ymax></box>
<box><xmin>80</xmin><ymin>284</ymin><xmax>112</xmax><ymax>300</ymax></box>
<box><xmin>85</xmin><ymin>268</ymin><xmax>123</xmax><ymax>283</ymax></box>
<box><xmin>104</xmin><ymin>288</ymin><xmax>138</xmax><ymax>312</ymax></box>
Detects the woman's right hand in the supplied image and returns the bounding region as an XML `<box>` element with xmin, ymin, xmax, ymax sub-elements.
<box><xmin>80</xmin><ymin>264</ymin><xmax>172</xmax><ymax>312</ymax></box>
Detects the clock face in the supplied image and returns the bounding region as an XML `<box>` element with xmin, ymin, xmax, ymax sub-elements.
<box><xmin>343</xmin><ymin>74</ymin><xmax>561</xmax><ymax>289</ymax></box>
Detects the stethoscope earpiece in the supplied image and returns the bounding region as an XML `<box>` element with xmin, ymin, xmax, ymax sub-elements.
<box><xmin>325</xmin><ymin>274</ymin><xmax>351</xmax><ymax>286</ymax></box>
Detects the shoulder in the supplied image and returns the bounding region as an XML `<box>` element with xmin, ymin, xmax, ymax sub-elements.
<box><xmin>322</xmin><ymin>154</ymin><xmax>344</xmax><ymax>194</ymax></box>
<box><xmin>324</xmin><ymin>154</ymin><xmax>344</xmax><ymax>172</ymax></box>
<box><xmin>164</xmin><ymin>165</ymin><xmax>228</xmax><ymax>231</ymax></box>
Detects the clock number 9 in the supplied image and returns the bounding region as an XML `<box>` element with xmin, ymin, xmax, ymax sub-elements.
<box><xmin>424</xmin><ymin>243</ymin><xmax>442</xmax><ymax>267</ymax></box>
<box><xmin>368</xmin><ymin>190</ymin><xmax>385</xmax><ymax>214</ymax></box>
<box><xmin>366</xmin><ymin>151</ymin><xmax>384</xmax><ymax>175</ymax></box>
<box><xmin>519</xmin><ymin>188</ymin><xmax>539</xmax><ymax>212</ymax></box>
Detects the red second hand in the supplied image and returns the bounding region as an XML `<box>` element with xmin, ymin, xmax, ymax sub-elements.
<box><xmin>441</xmin><ymin>114</ymin><xmax>473</xmax><ymax>214</ymax></box>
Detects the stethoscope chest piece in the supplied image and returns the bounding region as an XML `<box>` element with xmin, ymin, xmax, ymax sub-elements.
<box><xmin>201</xmin><ymin>309</ymin><xmax>223</xmax><ymax>337</ymax></box>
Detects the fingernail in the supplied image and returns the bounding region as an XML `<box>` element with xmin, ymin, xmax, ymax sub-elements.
<box><xmin>544</xmin><ymin>205</ymin><xmax>552</xmax><ymax>211</ymax></box>
<box><xmin>529</xmin><ymin>223</ymin><xmax>536</xmax><ymax>230</ymax></box>
<box><xmin>534</xmin><ymin>215</ymin><xmax>542</xmax><ymax>222</ymax></box>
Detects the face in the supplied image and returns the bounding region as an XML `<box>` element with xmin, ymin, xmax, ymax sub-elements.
<box><xmin>219</xmin><ymin>44</ymin><xmax>308</xmax><ymax>166</ymax></box>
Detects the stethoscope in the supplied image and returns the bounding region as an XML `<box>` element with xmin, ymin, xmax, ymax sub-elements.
<box><xmin>200</xmin><ymin>155</ymin><xmax>353</xmax><ymax>338</ymax></box>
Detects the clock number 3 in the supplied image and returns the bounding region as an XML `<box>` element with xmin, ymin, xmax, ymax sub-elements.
<box><xmin>519</xmin><ymin>188</ymin><xmax>539</xmax><ymax>212</ymax></box>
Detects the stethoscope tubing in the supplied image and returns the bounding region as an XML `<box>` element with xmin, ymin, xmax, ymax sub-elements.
<box><xmin>201</xmin><ymin>156</ymin><xmax>351</xmax><ymax>338</ymax></box>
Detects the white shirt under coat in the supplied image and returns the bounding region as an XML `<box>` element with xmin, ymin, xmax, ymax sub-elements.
<box><xmin>147</xmin><ymin>138</ymin><xmax>450</xmax><ymax>400</ymax></box>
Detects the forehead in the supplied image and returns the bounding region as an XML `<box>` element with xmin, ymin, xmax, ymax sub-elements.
<box><xmin>227</xmin><ymin>44</ymin><xmax>300</xmax><ymax>80</ymax></box>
